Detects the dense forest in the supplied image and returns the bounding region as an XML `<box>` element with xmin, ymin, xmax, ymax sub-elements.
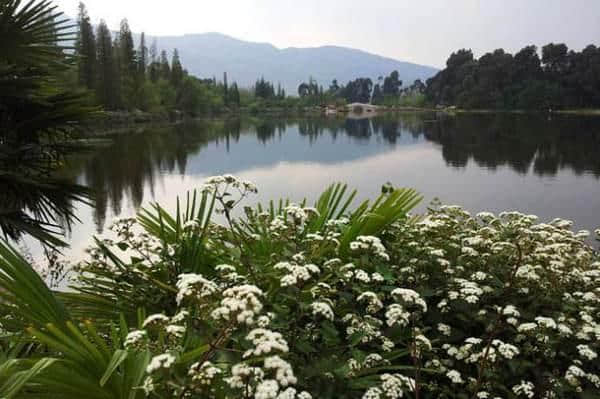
<box><xmin>74</xmin><ymin>2</ymin><xmax>239</xmax><ymax>115</ymax></box>
<box><xmin>425</xmin><ymin>44</ymin><xmax>600</xmax><ymax>110</ymax></box>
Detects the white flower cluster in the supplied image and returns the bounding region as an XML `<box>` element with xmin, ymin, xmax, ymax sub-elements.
<box><xmin>77</xmin><ymin>180</ymin><xmax>600</xmax><ymax>398</ymax></box>
<box><xmin>357</xmin><ymin>291</ymin><xmax>384</xmax><ymax>313</ymax></box>
<box><xmin>188</xmin><ymin>361</ymin><xmax>222</xmax><ymax>385</ymax></box>
<box><xmin>147</xmin><ymin>353</ymin><xmax>176</xmax><ymax>373</ymax></box>
<box><xmin>275</xmin><ymin>260</ymin><xmax>320</xmax><ymax>287</ymax></box>
<box><xmin>244</xmin><ymin>328</ymin><xmax>290</xmax><ymax>358</ymax></box>
<box><xmin>225</xmin><ymin>357</ymin><xmax>310</xmax><ymax>399</ymax></box>
<box><xmin>124</xmin><ymin>330</ymin><xmax>147</xmax><ymax>348</ymax></box>
<box><xmin>362</xmin><ymin>373</ymin><xmax>415</xmax><ymax>398</ymax></box>
<box><xmin>350</xmin><ymin>236</ymin><xmax>390</xmax><ymax>260</ymax></box>
<box><xmin>176</xmin><ymin>273</ymin><xmax>218</xmax><ymax>305</ymax></box>
<box><xmin>142</xmin><ymin>314</ymin><xmax>170</xmax><ymax>329</ymax></box>
<box><xmin>311</xmin><ymin>301</ymin><xmax>334</xmax><ymax>321</ymax></box>
<box><xmin>211</xmin><ymin>284</ymin><xmax>264</xmax><ymax>325</ymax></box>
<box><xmin>391</xmin><ymin>288</ymin><xmax>427</xmax><ymax>312</ymax></box>
<box><xmin>202</xmin><ymin>174</ymin><xmax>258</xmax><ymax>194</ymax></box>
<box><xmin>512</xmin><ymin>380</ymin><xmax>535</xmax><ymax>398</ymax></box>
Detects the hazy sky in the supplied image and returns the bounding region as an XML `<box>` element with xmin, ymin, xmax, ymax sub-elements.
<box><xmin>55</xmin><ymin>0</ymin><xmax>600</xmax><ymax>67</ymax></box>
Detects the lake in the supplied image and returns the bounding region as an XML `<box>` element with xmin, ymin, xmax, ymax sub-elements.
<box><xmin>26</xmin><ymin>112</ymin><xmax>600</xmax><ymax>262</ymax></box>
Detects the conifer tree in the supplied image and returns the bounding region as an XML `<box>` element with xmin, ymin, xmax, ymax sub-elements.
<box><xmin>95</xmin><ymin>20</ymin><xmax>116</xmax><ymax>108</ymax></box>
<box><xmin>138</xmin><ymin>32</ymin><xmax>147</xmax><ymax>78</ymax></box>
<box><xmin>118</xmin><ymin>19</ymin><xmax>136</xmax><ymax>107</ymax></box>
<box><xmin>112</xmin><ymin>36</ymin><xmax>123</xmax><ymax>108</ymax></box>
<box><xmin>76</xmin><ymin>2</ymin><xmax>96</xmax><ymax>89</ymax></box>
<box><xmin>170</xmin><ymin>49</ymin><xmax>183</xmax><ymax>87</ymax></box>
<box><xmin>118</xmin><ymin>19</ymin><xmax>136</xmax><ymax>77</ymax></box>
<box><xmin>149</xmin><ymin>40</ymin><xmax>159</xmax><ymax>83</ymax></box>
<box><xmin>159</xmin><ymin>50</ymin><xmax>170</xmax><ymax>81</ymax></box>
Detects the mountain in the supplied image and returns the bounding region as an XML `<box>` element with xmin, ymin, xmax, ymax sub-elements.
<box><xmin>147</xmin><ymin>32</ymin><xmax>438</xmax><ymax>94</ymax></box>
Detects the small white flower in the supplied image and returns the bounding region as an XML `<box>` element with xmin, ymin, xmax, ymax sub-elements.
<box><xmin>147</xmin><ymin>353</ymin><xmax>176</xmax><ymax>373</ymax></box>
<box><xmin>311</xmin><ymin>301</ymin><xmax>334</xmax><ymax>321</ymax></box>
<box><xmin>124</xmin><ymin>330</ymin><xmax>147</xmax><ymax>348</ymax></box>
<box><xmin>446</xmin><ymin>370</ymin><xmax>464</xmax><ymax>384</ymax></box>
<box><xmin>512</xmin><ymin>381</ymin><xmax>535</xmax><ymax>398</ymax></box>
<box><xmin>577</xmin><ymin>344</ymin><xmax>597</xmax><ymax>361</ymax></box>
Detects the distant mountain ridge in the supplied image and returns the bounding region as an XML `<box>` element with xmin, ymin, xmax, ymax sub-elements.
<box><xmin>146</xmin><ymin>32</ymin><xmax>439</xmax><ymax>94</ymax></box>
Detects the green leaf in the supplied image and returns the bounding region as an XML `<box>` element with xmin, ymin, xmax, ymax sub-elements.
<box><xmin>100</xmin><ymin>350</ymin><xmax>128</xmax><ymax>387</ymax></box>
<box><xmin>0</xmin><ymin>358</ymin><xmax>56</xmax><ymax>398</ymax></box>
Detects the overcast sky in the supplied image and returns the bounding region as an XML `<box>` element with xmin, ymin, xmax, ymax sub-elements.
<box><xmin>54</xmin><ymin>0</ymin><xmax>600</xmax><ymax>68</ymax></box>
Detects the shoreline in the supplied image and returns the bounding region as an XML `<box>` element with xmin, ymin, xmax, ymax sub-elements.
<box><xmin>83</xmin><ymin>106</ymin><xmax>600</xmax><ymax>137</ymax></box>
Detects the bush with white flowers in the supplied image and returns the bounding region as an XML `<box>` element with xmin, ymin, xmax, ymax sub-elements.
<box><xmin>71</xmin><ymin>176</ymin><xmax>600</xmax><ymax>398</ymax></box>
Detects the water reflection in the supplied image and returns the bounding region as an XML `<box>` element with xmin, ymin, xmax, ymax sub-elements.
<box><xmin>422</xmin><ymin>114</ymin><xmax>600</xmax><ymax>176</ymax></box>
<box><xmin>64</xmin><ymin>112</ymin><xmax>600</xmax><ymax>237</ymax></box>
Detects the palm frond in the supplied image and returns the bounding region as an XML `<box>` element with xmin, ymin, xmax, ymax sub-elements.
<box><xmin>0</xmin><ymin>0</ymin><xmax>98</xmax><ymax>247</ymax></box>
<box><xmin>0</xmin><ymin>240</ymin><xmax>149</xmax><ymax>398</ymax></box>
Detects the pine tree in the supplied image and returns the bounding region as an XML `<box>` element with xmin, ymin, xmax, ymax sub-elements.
<box><xmin>149</xmin><ymin>40</ymin><xmax>159</xmax><ymax>83</ymax></box>
<box><xmin>138</xmin><ymin>32</ymin><xmax>147</xmax><ymax>78</ymax></box>
<box><xmin>170</xmin><ymin>49</ymin><xmax>183</xmax><ymax>87</ymax></box>
<box><xmin>118</xmin><ymin>19</ymin><xmax>136</xmax><ymax>77</ymax></box>
<box><xmin>112</xmin><ymin>36</ymin><xmax>123</xmax><ymax>108</ymax></box>
<box><xmin>159</xmin><ymin>50</ymin><xmax>170</xmax><ymax>81</ymax></box>
<box><xmin>76</xmin><ymin>2</ymin><xmax>96</xmax><ymax>89</ymax></box>
<box><xmin>118</xmin><ymin>19</ymin><xmax>136</xmax><ymax>108</ymax></box>
<box><xmin>95</xmin><ymin>20</ymin><xmax>116</xmax><ymax>108</ymax></box>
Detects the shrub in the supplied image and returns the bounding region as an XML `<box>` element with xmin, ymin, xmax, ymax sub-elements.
<box><xmin>0</xmin><ymin>176</ymin><xmax>599</xmax><ymax>398</ymax></box>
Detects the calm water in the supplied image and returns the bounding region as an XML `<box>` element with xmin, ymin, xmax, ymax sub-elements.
<box><xmin>27</xmin><ymin>112</ymin><xmax>600</xmax><ymax>261</ymax></box>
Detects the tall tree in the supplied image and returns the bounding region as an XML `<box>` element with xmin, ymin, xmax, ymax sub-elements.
<box><xmin>118</xmin><ymin>19</ymin><xmax>136</xmax><ymax>77</ymax></box>
<box><xmin>118</xmin><ymin>19</ymin><xmax>136</xmax><ymax>107</ymax></box>
<box><xmin>149</xmin><ymin>39</ymin><xmax>159</xmax><ymax>83</ymax></box>
<box><xmin>542</xmin><ymin>43</ymin><xmax>569</xmax><ymax>75</ymax></box>
<box><xmin>75</xmin><ymin>2</ymin><xmax>96</xmax><ymax>89</ymax></box>
<box><xmin>159</xmin><ymin>50</ymin><xmax>170</xmax><ymax>81</ymax></box>
<box><xmin>170</xmin><ymin>49</ymin><xmax>183</xmax><ymax>87</ymax></box>
<box><xmin>382</xmin><ymin>70</ymin><xmax>402</xmax><ymax>96</ymax></box>
<box><xmin>111</xmin><ymin>35</ymin><xmax>123</xmax><ymax>109</ymax></box>
<box><xmin>138</xmin><ymin>32</ymin><xmax>147</xmax><ymax>78</ymax></box>
<box><xmin>96</xmin><ymin>20</ymin><xmax>116</xmax><ymax>109</ymax></box>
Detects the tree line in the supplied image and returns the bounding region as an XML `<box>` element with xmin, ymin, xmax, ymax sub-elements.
<box><xmin>293</xmin><ymin>73</ymin><xmax>426</xmax><ymax>106</ymax></box>
<box><xmin>75</xmin><ymin>2</ymin><xmax>240</xmax><ymax>115</ymax></box>
<box><xmin>425</xmin><ymin>43</ymin><xmax>600</xmax><ymax>110</ymax></box>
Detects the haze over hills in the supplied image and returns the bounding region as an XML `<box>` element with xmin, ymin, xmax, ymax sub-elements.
<box><xmin>146</xmin><ymin>32</ymin><xmax>439</xmax><ymax>94</ymax></box>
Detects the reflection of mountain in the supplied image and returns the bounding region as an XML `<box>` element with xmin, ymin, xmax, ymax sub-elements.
<box><xmin>67</xmin><ymin>113</ymin><xmax>600</xmax><ymax>233</ymax></box>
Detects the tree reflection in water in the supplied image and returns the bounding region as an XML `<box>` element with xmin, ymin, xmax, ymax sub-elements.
<box><xmin>61</xmin><ymin>113</ymin><xmax>600</xmax><ymax>234</ymax></box>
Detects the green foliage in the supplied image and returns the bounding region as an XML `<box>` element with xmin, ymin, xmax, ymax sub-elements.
<box><xmin>76</xmin><ymin>2</ymin><xmax>96</xmax><ymax>89</ymax></box>
<box><xmin>340</xmin><ymin>77</ymin><xmax>373</xmax><ymax>103</ymax></box>
<box><xmin>425</xmin><ymin>43</ymin><xmax>600</xmax><ymax>110</ymax></box>
<box><xmin>1</xmin><ymin>176</ymin><xmax>600</xmax><ymax>397</ymax></box>
<box><xmin>0</xmin><ymin>0</ymin><xmax>95</xmax><ymax>247</ymax></box>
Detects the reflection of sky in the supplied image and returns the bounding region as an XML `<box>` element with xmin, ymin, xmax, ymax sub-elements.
<box><xmin>182</xmin><ymin>123</ymin><xmax>422</xmax><ymax>176</ymax></box>
<box><xmin>23</xmin><ymin>119</ymin><xmax>600</xmax><ymax>264</ymax></box>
